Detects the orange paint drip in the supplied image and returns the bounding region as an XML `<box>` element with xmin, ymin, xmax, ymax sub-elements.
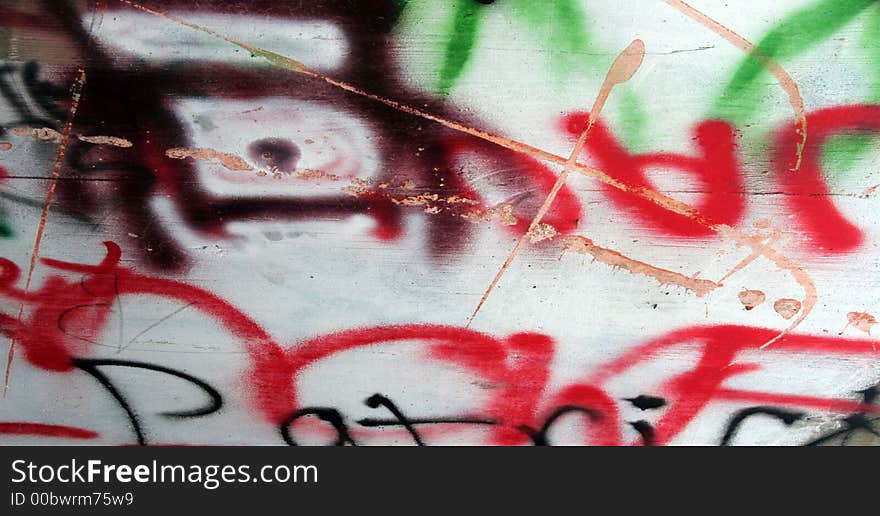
<box><xmin>718</xmin><ymin>225</ymin><xmax>816</xmax><ymax>349</ymax></box>
<box><xmin>774</xmin><ymin>298</ymin><xmax>802</xmax><ymax>320</ymax></box>
<box><xmin>858</xmin><ymin>183</ymin><xmax>880</xmax><ymax>199</ymax></box>
<box><xmin>561</xmin><ymin>235</ymin><xmax>721</xmax><ymax>297</ymax></box>
<box><xmin>664</xmin><ymin>0</ymin><xmax>807</xmax><ymax>172</ymax></box>
<box><xmin>112</xmin><ymin>3</ymin><xmax>705</xmax><ymax>223</ymax></box>
<box><xmin>165</xmin><ymin>147</ymin><xmax>253</xmax><ymax>171</ymax></box>
<box><xmin>4</xmin><ymin>69</ymin><xmax>86</xmax><ymax>395</ymax></box>
<box><xmin>716</xmin><ymin>229</ymin><xmax>781</xmax><ymax>284</ymax></box>
<box><xmin>738</xmin><ymin>289</ymin><xmax>766</xmax><ymax>310</ymax></box>
<box><xmin>847</xmin><ymin>312</ymin><xmax>877</xmax><ymax>334</ymax></box>
<box><xmin>77</xmin><ymin>135</ymin><xmax>133</xmax><ymax>148</ymax></box>
<box><xmin>467</xmin><ymin>39</ymin><xmax>645</xmax><ymax>327</ymax></box>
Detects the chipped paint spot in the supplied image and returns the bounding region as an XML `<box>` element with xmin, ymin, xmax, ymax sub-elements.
<box><xmin>392</xmin><ymin>193</ymin><xmax>440</xmax><ymax>206</ymax></box>
<box><xmin>165</xmin><ymin>147</ymin><xmax>253</xmax><ymax>171</ymax></box>
<box><xmin>342</xmin><ymin>185</ymin><xmax>370</xmax><ymax>197</ymax></box>
<box><xmin>77</xmin><ymin>135</ymin><xmax>134</xmax><ymax>148</ymax></box>
<box><xmin>528</xmin><ymin>223</ymin><xmax>558</xmax><ymax>243</ymax></box>
<box><xmin>294</xmin><ymin>168</ymin><xmax>340</xmax><ymax>181</ymax></box>
<box><xmin>847</xmin><ymin>311</ymin><xmax>877</xmax><ymax>334</ymax></box>
<box><xmin>774</xmin><ymin>298</ymin><xmax>802</xmax><ymax>320</ymax></box>
<box><xmin>9</xmin><ymin>127</ymin><xmax>63</xmax><ymax>143</ymax></box>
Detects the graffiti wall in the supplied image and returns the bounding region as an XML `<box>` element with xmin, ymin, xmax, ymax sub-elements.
<box><xmin>2</xmin><ymin>0</ymin><xmax>880</xmax><ymax>446</ymax></box>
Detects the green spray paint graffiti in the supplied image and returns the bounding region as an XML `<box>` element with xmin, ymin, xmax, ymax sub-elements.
<box><xmin>403</xmin><ymin>0</ymin><xmax>599</xmax><ymax>95</ymax></box>
<box><xmin>436</xmin><ymin>1</ymin><xmax>485</xmax><ymax>96</ymax></box>
<box><xmin>709</xmin><ymin>0</ymin><xmax>874</xmax><ymax>124</ymax></box>
<box><xmin>402</xmin><ymin>0</ymin><xmax>880</xmax><ymax>163</ymax></box>
<box><xmin>398</xmin><ymin>0</ymin><xmax>648</xmax><ymax>148</ymax></box>
<box><xmin>507</xmin><ymin>0</ymin><xmax>599</xmax><ymax>80</ymax></box>
<box><xmin>708</xmin><ymin>0</ymin><xmax>880</xmax><ymax>180</ymax></box>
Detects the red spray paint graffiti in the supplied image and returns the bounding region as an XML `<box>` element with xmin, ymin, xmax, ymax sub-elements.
<box><xmin>560</xmin><ymin>114</ymin><xmax>746</xmax><ymax>236</ymax></box>
<box><xmin>3</xmin><ymin>243</ymin><xmax>878</xmax><ymax>445</ymax></box>
<box><xmin>771</xmin><ymin>104</ymin><xmax>880</xmax><ymax>253</ymax></box>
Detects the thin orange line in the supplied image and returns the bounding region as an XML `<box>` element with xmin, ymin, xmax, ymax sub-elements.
<box><xmin>3</xmin><ymin>69</ymin><xmax>86</xmax><ymax>395</ymax></box>
<box><xmin>663</xmin><ymin>0</ymin><xmax>807</xmax><ymax>172</ymax></box>
<box><xmin>467</xmin><ymin>39</ymin><xmax>646</xmax><ymax>327</ymax></box>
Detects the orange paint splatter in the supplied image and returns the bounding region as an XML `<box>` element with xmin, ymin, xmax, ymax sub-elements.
<box><xmin>4</xmin><ymin>69</ymin><xmax>86</xmax><ymax>395</ymax></box>
<box><xmin>467</xmin><ymin>39</ymin><xmax>646</xmax><ymax>327</ymax></box>
<box><xmin>738</xmin><ymin>289</ymin><xmax>766</xmax><ymax>310</ymax></box>
<box><xmin>858</xmin><ymin>183</ymin><xmax>880</xmax><ymax>199</ymax></box>
<box><xmin>847</xmin><ymin>312</ymin><xmax>877</xmax><ymax>334</ymax></box>
<box><xmin>774</xmin><ymin>298</ymin><xmax>802</xmax><ymax>320</ymax></box>
<box><xmin>717</xmin><ymin>229</ymin><xmax>780</xmax><ymax>285</ymax></box>
<box><xmin>165</xmin><ymin>147</ymin><xmax>253</xmax><ymax>171</ymax></box>
<box><xmin>718</xmin><ymin>226</ymin><xmax>816</xmax><ymax>349</ymax></box>
<box><xmin>561</xmin><ymin>235</ymin><xmax>721</xmax><ymax>297</ymax></box>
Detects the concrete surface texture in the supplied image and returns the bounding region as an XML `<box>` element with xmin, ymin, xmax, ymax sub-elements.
<box><xmin>1</xmin><ymin>0</ymin><xmax>879</xmax><ymax>446</ymax></box>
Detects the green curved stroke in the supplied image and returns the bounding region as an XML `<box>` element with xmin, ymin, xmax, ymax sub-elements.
<box><xmin>437</xmin><ymin>1</ymin><xmax>486</xmax><ymax>96</ymax></box>
<box><xmin>409</xmin><ymin>0</ymin><xmax>602</xmax><ymax>95</ymax></box>
<box><xmin>508</xmin><ymin>0</ymin><xmax>599</xmax><ymax>77</ymax></box>
<box><xmin>708</xmin><ymin>0</ymin><xmax>880</xmax><ymax>182</ymax></box>
<box><xmin>709</xmin><ymin>0</ymin><xmax>875</xmax><ymax>125</ymax></box>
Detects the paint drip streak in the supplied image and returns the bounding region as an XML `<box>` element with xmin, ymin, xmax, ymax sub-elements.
<box><xmin>663</xmin><ymin>0</ymin><xmax>807</xmax><ymax>172</ymax></box>
<box><xmin>562</xmin><ymin>236</ymin><xmax>721</xmax><ymax>297</ymax></box>
<box><xmin>3</xmin><ymin>69</ymin><xmax>86</xmax><ymax>395</ymax></box>
<box><xmin>467</xmin><ymin>39</ymin><xmax>646</xmax><ymax>327</ymax></box>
